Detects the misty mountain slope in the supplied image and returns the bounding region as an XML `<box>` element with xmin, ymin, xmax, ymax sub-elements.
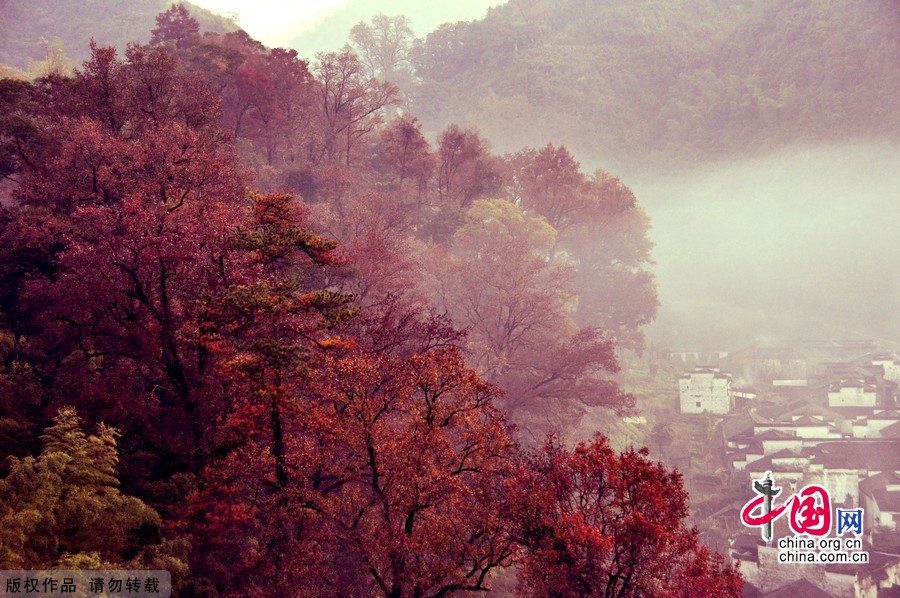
<box><xmin>0</xmin><ymin>0</ymin><xmax>236</xmax><ymax>70</ymax></box>
<box><xmin>410</xmin><ymin>0</ymin><xmax>900</xmax><ymax>172</ymax></box>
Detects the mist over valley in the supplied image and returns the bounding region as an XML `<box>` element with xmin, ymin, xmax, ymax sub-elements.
<box><xmin>634</xmin><ymin>142</ymin><xmax>900</xmax><ymax>351</ymax></box>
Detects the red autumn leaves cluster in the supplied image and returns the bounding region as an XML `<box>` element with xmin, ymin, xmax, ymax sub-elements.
<box><xmin>0</xmin><ymin>6</ymin><xmax>738</xmax><ymax>596</ymax></box>
<box><xmin>515</xmin><ymin>436</ymin><xmax>743</xmax><ymax>597</ymax></box>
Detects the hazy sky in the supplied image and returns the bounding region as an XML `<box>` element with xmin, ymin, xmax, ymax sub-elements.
<box><xmin>189</xmin><ymin>0</ymin><xmax>502</xmax><ymax>48</ymax></box>
<box><xmin>190</xmin><ymin>0</ymin><xmax>347</xmax><ymax>45</ymax></box>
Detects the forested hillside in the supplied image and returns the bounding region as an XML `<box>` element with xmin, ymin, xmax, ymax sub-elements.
<box><xmin>410</xmin><ymin>0</ymin><xmax>900</xmax><ymax>170</ymax></box>
<box><xmin>0</xmin><ymin>0</ymin><xmax>236</xmax><ymax>73</ymax></box>
<box><xmin>0</xmin><ymin>5</ymin><xmax>742</xmax><ymax>594</ymax></box>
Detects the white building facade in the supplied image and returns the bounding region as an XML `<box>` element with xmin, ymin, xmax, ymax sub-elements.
<box><xmin>679</xmin><ymin>367</ymin><xmax>733</xmax><ymax>414</ymax></box>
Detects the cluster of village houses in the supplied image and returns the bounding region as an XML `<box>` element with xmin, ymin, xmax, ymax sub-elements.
<box><xmin>674</xmin><ymin>342</ymin><xmax>900</xmax><ymax>597</ymax></box>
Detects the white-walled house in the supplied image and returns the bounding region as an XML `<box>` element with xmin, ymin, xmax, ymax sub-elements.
<box><xmin>872</xmin><ymin>354</ymin><xmax>900</xmax><ymax>384</ymax></box>
<box><xmin>860</xmin><ymin>471</ymin><xmax>900</xmax><ymax>531</ymax></box>
<box><xmin>828</xmin><ymin>377</ymin><xmax>877</xmax><ymax>407</ymax></box>
<box><xmin>679</xmin><ymin>366</ymin><xmax>733</xmax><ymax>414</ymax></box>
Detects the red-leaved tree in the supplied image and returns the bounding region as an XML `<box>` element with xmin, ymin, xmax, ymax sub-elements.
<box><xmin>513</xmin><ymin>434</ymin><xmax>742</xmax><ymax>597</ymax></box>
<box><xmin>305</xmin><ymin>345</ymin><xmax>519</xmax><ymax>596</ymax></box>
<box><xmin>432</xmin><ymin>199</ymin><xmax>633</xmax><ymax>434</ymax></box>
<box><xmin>185</xmin><ymin>191</ymin><xmax>356</xmax><ymax>594</ymax></box>
<box><xmin>503</xmin><ymin>145</ymin><xmax>657</xmax><ymax>350</ymax></box>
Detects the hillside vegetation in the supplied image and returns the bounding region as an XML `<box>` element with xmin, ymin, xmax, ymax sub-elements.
<box><xmin>0</xmin><ymin>5</ymin><xmax>745</xmax><ymax>594</ymax></box>
<box><xmin>410</xmin><ymin>0</ymin><xmax>900</xmax><ymax>170</ymax></box>
<box><xmin>0</xmin><ymin>0</ymin><xmax>236</xmax><ymax>72</ymax></box>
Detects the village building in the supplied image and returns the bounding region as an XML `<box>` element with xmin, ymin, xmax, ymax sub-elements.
<box><xmin>699</xmin><ymin>342</ymin><xmax>900</xmax><ymax>596</ymax></box>
<box><xmin>859</xmin><ymin>471</ymin><xmax>900</xmax><ymax>532</ymax></box>
<box><xmin>871</xmin><ymin>353</ymin><xmax>900</xmax><ymax>384</ymax></box>
<box><xmin>679</xmin><ymin>366</ymin><xmax>734</xmax><ymax>414</ymax></box>
<box><xmin>734</xmin><ymin>539</ymin><xmax>900</xmax><ymax>597</ymax></box>
<box><xmin>828</xmin><ymin>377</ymin><xmax>878</xmax><ymax>408</ymax></box>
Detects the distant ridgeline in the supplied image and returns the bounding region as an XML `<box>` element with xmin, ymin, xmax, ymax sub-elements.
<box><xmin>0</xmin><ymin>0</ymin><xmax>236</xmax><ymax>72</ymax></box>
<box><xmin>409</xmin><ymin>0</ymin><xmax>900</xmax><ymax>171</ymax></box>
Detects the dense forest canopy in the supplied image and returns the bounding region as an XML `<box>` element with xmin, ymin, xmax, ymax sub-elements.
<box><xmin>0</xmin><ymin>4</ymin><xmax>742</xmax><ymax>595</ymax></box>
<box><xmin>356</xmin><ymin>0</ymin><xmax>899</xmax><ymax>350</ymax></box>
<box><xmin>0</xmin><ymin>0</ymin><xmax>236</xmax><ymax>73</ymax></box>
<box><xmin>3</xmin><ymin>0</ymin><xmax>893</xmax><ymax>591</ymax></box>
<box><xmin>409</xmin><ymin>0</ymin><xmax>900</xmax><ymax>172</ymax></box>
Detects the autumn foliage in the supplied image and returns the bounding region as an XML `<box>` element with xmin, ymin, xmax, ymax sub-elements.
<box><xmin>514</xmin><ymin>435</ymin><xmax>742</xmax><ymax>597</ymax></box>
<box><xmin>0</xmin><ymin>6</ymin><xmax>739</xmax><ymax>597</ymax></box>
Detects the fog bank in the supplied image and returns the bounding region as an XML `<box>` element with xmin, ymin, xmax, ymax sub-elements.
<box><xmin>631</xmin><ymin>142</ymin><xmax>900</xmax><ymax>351</ymax></box>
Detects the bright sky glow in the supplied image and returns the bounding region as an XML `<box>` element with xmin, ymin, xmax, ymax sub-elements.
<box><xmin>189</xmin><ymin>0</ymin><xmax>347</xmax><ymax>46</ymax></box>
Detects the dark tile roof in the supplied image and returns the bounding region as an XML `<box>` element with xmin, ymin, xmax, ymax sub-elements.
<box><xmin>729</xmin><ymin>432</ymin><xmax>758</xmax><ymax>447</ymax></box>
<box><xmin>755</xmin><ymin>429</ymin><xmax>797</xmax><ymax>441</ymax></box>
<box><xmin>763</xmin><ymin>400</ymin><xmax>843</xmax><ymax>424</ymax></box>
<box><xmin>722</xmin><ymin>412</ymin><xmax>759</xmax><ymax>440</ymax></box>
<box><xmin>769</xmin><ymin>448</ymin><xmax>802</xmax><ymax>459</ymax></box>
<box><xmin>729</xmin><ymin>452</ymin><xmax>748</xmax><ymax>467</ymax></box>
<box><xmin>825</xmin><ymin>549</ymin><xmax>899</xmax><ymax>575</ymax></box>
<box><xmin>756</xmin><ymin>399</ymin><xmax>812</xmax><ymax>421</ymax></box>
<box><xmin>871</xmin><ymin>353</ymin><xmax>899</xmax><ymax>362</ymax></box>
<box><xmin>812</xmin><ymin>441</ymin><xmax>900</xmax><ymax>470</ymax></box>
<box><xmin>746</xmin><ymin>455</ymin><xmax>806</xmax><ymax>474</ymax></box>
<box><xmin>760</xmin><ymin>579</ymin><xmax>833</xmax><ymax>598</ymax></box>
<box><xmin>742</xmin><ymin>581</ymin><xmax>762</xmax><ymax>598</ymax></box>
<box><xmin>746</xmin><ymin>440</ymin><xmax>765</xmax><ymax>453</ymax></box>
<box><xmin>771</xmin><ymin>386</ymin><xmax>825</xmax><ymax>402</ymax></box>
<box><xmin>828</xmin><ymin>376</ymin><xmax>878</xmax><ymax>391</ymax></box>
<box><xmin>875</xmin><ymin>491</ymin><xmax>900</xmax><ymax>513</ymax></box>
<box><xmin>879</xmin><ymin>420</ymin><xmax>900</xmax><ymax>438</ymax></box>
<box><xmin>860</xmin><ymin>471</ymin><xmax>900</xmax><ymax>494</ymax></box>
<box><xmin>824</xmin><ymin>363</ymin><xmax>878</xmax><ymax>378</ymax></box>
<box><xmin>829</xmin><ymin>406</ymin><xmax>881</xmax><ymax>419</ymax></box>
<box><xmin>731</xmin><ymin>532</ymin><xmax>764</xmax><ymax>554</ymax></box>
<box><xmin>871</xmin><ymin>530</ymin><xmax>900</xmax><ymax>553</ymax></box>
<box><xmin>861</xmin><ymin>472</ymin><xmax>900</xmax><ymax>512</ymax></box>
